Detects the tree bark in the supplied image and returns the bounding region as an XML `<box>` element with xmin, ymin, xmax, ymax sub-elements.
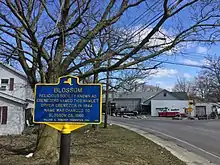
<box><xmin>34</xmin><ymin>65</ymin><xmax>59</xmax><ymax>162</ymax></box>
<box><xmin>34</xmin><ymin>124</ymin><xmax>59</xmax><ymax>161</ymax></box>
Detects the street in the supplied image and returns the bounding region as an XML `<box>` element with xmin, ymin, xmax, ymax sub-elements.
<box><xmin>110</xmin><ymin>117</ymin><xmax>220</xmax><ymax>164</ymax></box>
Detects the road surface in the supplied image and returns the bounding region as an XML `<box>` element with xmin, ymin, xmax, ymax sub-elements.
<box><xmin>110</xmin><ymin>117</ymin><xmax>220</xmax><ymax>164</ymax></box>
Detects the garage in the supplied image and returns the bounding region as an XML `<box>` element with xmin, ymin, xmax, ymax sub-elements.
<box><xmin>195</xmin><ymin>106</ymin><xmax>206</xmax><ymax>116</ymax></box>
<box><xmin>113</xmin><ymin>98</ymin><xmax>141</xmax><ymax>112</ymax></box>
<box><xmin>111</xmin><ymin>90</ymin><xmax>189</xmax><ymax>116</ymax></box>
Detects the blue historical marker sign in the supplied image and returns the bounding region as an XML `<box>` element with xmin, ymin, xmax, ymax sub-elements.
<box><xmin>33</xmin><ymin>76</ymin><xmax>102</xmax><ymax>124</ymax></box>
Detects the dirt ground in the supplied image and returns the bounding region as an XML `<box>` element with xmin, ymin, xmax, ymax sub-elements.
<box><xmin>0</xmin><ymin>125</ymin><xmax>186</xmax><ymax>165</ymax></box>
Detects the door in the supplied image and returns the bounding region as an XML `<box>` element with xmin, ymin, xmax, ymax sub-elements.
<box><xmin>195</xmin><ymin>106</ymin><xmax>206</xmax><ymax>116</ymax></box>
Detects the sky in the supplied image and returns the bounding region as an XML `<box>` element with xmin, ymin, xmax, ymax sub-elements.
<box><xmin>1</xmin><ymin>1</ymin><xmax>219</xmax><ymax>91</ymax></box>
<box><xmin>147</xmin><ymin>45</ymin><xmax>215</xmax><ymax>91</ymax></box>
<box><xmin>117</xmin><ymin>1</ymin><xmax>220</xmax><ymax>91</ymax></box>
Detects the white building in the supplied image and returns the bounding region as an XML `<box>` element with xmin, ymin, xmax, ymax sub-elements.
<box><xmin>0</xmin><ymin>62</ymin><xmax>34</xmax><ymax>135</ymax></box>
<box><xmin>191</xmin><ymin>102</ymin><xmax>220</xmax><ymax>117</ymax></box>
<box><xmin>113</xmin><ymin>90</ymin><xmax>189</xmax><ymax>116</ymax></box>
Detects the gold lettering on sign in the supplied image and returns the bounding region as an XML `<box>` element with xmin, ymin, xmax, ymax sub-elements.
<box><xmin>59</xmin><ymin>99</ymin><xmax>73</xmax><ymax>103</ymax></box>
<box><xmin>91</xmin><ymin>95</ymin><xmax>97</xmax><ymax>98</ymax></box>
<box><xmin>44</xmin><ymin>109</ymin><xmax>55</xmax><ymax>112</ymax></box>
<box><xmin>56</xmin><ymin>109</ymin><xmax>65</xmax><ymax>112</ymax></box>
<box><xmin>41</xmin><ymin>104</ymin><xmax>54</xmax><ymax>107</ymax></box>
<box><xmin>85</xmin><ymin>109</ymin><xmax>90</xmax><ymax>112</ymax></box>
<box><xmin>54</xmin><ymin>113</ymin><xmax>67</xmax><ymax>118</ymax></box>
<box><xmin>48</xmin><ymin>113</ymin><xmax>54</xmax><ymax>117</ymax></box>
<box><xmin>37</xmin><ymin>99</ymin><xmax>59</xmax><ymax>102</ymax></box>
<box><xmin>54</xmin><ymin>88</ymin><xmax>83</xmax><ymax>93</ymax></box>
<box><xmin>83</xmin><ymin>104</ymin><xmax>92</xmax><ymax>108</ymax></box>
<box><xmin>39</xmin><ymin>94</ymin><xmax>59</xmax><ymax>97</ymax></box>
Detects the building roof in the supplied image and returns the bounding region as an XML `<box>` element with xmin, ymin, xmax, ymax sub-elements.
<box><xmin>0</xmin><ymin>91</ymin><xmax>26</xmax><ymax>105</ymax></box>
<box><xmin>145</xmin><ymin>89</ymin><xmax>188</xmax><ymax>102</ymax></box>
<box><xmin>0</xmin><ymin>62</ymin><xmax>27</xmax><ymax>79</ymax></box>
<box><xmin>171</xmin><ymin>92</ymin><xmax>188</xmax><ymax>100</ymax></box>
<box><xmin>114</xmin><ymin>91</ymin><xmax>159</xmax><ymax>102</ymax></box>
<box><xmin>26</xmin><ymin>98</ymin><xmax>34</xmax><ymax>103</ymax></box>
<box><xmin>114</xmin><ymin>90</ymin><xmax>188</xmax><ymax>104</ymax></box>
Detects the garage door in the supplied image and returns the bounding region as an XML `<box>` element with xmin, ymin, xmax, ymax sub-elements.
<box><xmin>195</xmin><ymin>106</ymin><xmax>206</xmax><ymax>116</ymax></box>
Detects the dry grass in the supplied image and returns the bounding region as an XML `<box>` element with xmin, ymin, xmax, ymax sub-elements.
<box><xmin>0</xmin><ymin>125</ymin><xmax>186</xmax><ymax>165</ymax></box>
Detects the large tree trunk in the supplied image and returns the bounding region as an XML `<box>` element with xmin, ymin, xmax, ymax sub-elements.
<box><xmin>34</xmin><ymin>125</ymin><xmax>59</xmax><ymax>161</ymax></box>
<box><xmin>34</xmin><ymin>67</ymin><xmax>59</xmax><ymax>162</ymax></box>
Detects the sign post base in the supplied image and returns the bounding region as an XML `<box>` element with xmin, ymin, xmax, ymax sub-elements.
<box><xmin>59</xmin><ymin>125</ymin><xmax>71</xmax><ymax>165</ymax></box>
<box><xmin>60</xmin><ymin>133</ymin><xmax>71</xmax><ymax>165</ymax></box>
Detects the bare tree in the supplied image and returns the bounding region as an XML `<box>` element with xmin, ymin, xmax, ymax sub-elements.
<box><xmin>99</xmin><ymin>61</ymin><xmax>160</xmax><ymax>93</ymax></box>
<box><xmin>173</xmin><ymin>77</ymin><xmax>192</xmax><ymax>93</ymax></box>
<box><xmin>0</xmin><ymin>0</ymin><xmax>220</xmax><ymax>161</ymax></box>
<box><xmin>194</xmin><ymin>55</ymin><xmax>220</xmax><ymax>102</ymax></box>
<box><xmin>193</xmin><ymin>74</ymin><xmax>211</xmax><ymax>101</ymax></box>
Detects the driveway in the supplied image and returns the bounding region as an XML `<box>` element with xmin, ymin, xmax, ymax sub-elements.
<box><xmin>109</xmin><ymin>117</ymin><xmax>220</xmax><ymax>164</ymax></box>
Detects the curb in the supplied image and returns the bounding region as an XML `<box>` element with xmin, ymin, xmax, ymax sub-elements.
<box><xmin>111</xmin><ymin>122</ymin><xmax>216</xmax><ymax>165</ymax></box>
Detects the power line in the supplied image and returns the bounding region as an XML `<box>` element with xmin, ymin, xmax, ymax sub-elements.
<box><xmin>131</xmin><ymin>12</ymin><xmax>163</xmax><ymax>38</ymax></box>
<box><xmin>176</xmin><ymin>51</ymin><xmax>210</xmax><ymax>59</ymax></box>
<box><xmin>124</xmin><ymin>1</ymin><xmax>160</xmax><ymax>30</ymax></box>
<box><xmin>128</xmin><ymin>0</ymin><xmax>177</xmax><ymax>40</ymax></box>
<box><xmin>151</xmin><ymin>59</ymin><xmax>205</xmax><ymax>68</ymax></box>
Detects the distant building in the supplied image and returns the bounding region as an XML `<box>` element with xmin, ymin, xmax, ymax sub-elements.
<box><xmin>192</xmin><ymin>102</ymin><xmax>220</xmax><ymax>117</ymax></box>
<box><xmin>112</xmin><ymin>89</ymin><xmax>189</xmax><ymax>116</ymax></box>
<box><xmin>0</xmin><ymin>62</ymin><xmax>34</xmax><ymax>135</ymax></box>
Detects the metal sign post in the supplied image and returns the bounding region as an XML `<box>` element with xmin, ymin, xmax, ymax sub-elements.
<box><xmin>60</xmin><ymin>125</ymin><xmax>71</xmax><ymax>165</ymax></box>
<box><xmin>60</xmin><ymin>133</ymin><xmax>71</xmax><ymax>165</ymax></box>
<box><xmin>33</xmin><ymin>75</ymin><xmax>102</xmax><ymax>165</ymax></box>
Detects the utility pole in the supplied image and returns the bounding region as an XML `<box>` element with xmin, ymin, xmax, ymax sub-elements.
<box><xmin>104</xmin><ymin>20</ymin><xmax>111</xmax><ymax>128</ymax></box>
<box><xmin>92</xmin><ymin>62</ymin><xmax>99</xmax><ymax>130</ymax></box>
<box><xmin>104</xmin><ymin>59</ymin><xmax>110</xmax><ymax>128</ymax></box>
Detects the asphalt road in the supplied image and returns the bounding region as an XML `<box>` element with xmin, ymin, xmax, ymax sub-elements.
<box><xmin>109</xmin><ymin>117</ymin><xmax>220</xmax><ymax>164</ymax></box>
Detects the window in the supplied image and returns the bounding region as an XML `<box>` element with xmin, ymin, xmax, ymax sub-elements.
<box><xmin>1</xmin><ymin>79</ymin><xmax>9</xmax><ymax>90</ymax></box>
<box><xmin>0</xmin><ymin>78</ymin><xmax>14</xmax><ymax>91</ymax></box>
<box><xmin>1</xmin><ymin>79</ymin><xmax>9</xmax><ymax>84</ymax></box>
<box><xmin>0</xmin><ymin>86</ymin><xmax>6</xmax><ymax>91</ymax></box>
<box><xmin>0</xmin><ymin>107</ymin><xmax>8</xmax><ymax>124</ymax></box>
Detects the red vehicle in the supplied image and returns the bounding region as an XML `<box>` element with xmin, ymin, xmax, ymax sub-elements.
<box><xmin>158</xmin><ymin>107</ymin><xmax>185</xmax><ymax>117</ymax></box>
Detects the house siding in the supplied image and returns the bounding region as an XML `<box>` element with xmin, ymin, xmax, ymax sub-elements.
<box><xmin>26</xmin><ymin>86</ymin><xmax>34</xmax><ymax>100</ymax></box>
<box><xmin>191</xmin><ymin>103</ymin><xmax>218</xmax><ymax>116</ymax></box>
<box><xmin>0</xmin><ymin>98</ymin><xmax>25</xmax><ymax>135</ymax></box>
<box><xmin>112</xmin><ymin>90</ymin><xmax>189</xmax><ymax>116</ymax></box>
<box><xmin>0</xmin><ymin>64</ymin><xmax>33</xmax><ymax>135</ymax></box>
<box><xmin>151</xmin><ymin>100</ymin><xmax>188</xmax><ymax>116</ymax></box>
<box><xmin>0</xmin><ymin>66</ymin><xmax>28</xmax><ymax>100</ymax></box>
